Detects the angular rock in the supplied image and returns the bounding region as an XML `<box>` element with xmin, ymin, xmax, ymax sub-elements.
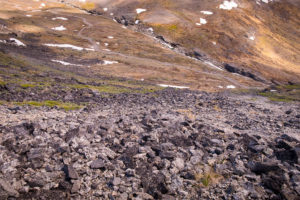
<box><xmin>90</xmin><ymin>159</ymin><xmax>105</xmax><ymax>169</ymax></box>
<box><xmin>0</xmin><ymin>179</ymin><xmax>19</xmax><ymax>197</ymax></box>
<box><xmin>64</xmin><ymin>165</ymin><xmax>79</xmax><ymax>180</ymax></box>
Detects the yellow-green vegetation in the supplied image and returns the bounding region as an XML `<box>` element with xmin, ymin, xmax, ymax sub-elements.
<box><xmin>20</xmin><ymin>83</ymin><xmax>37</xmax><ymax>88</ymax></box>
<box><xmin>258</xmin><ymin>84</ymin><xmax>300</xmax><ymax>102</ymax></box>
<box><xmin>152</xmin><ymin>23</ymin><xmax>185</xmax><ymax>39</ymax></box>
<box><xmin>81</xmin><ymin>2</ymin><xmax>95</xmax><ymax>10</ymax></box>
<box><xmin>258</xmin><ymin>92</ymin><xmax>296</xmax><ymax>102</ymax></box>
<box><xmin>194</xmin><ymin>171</ymin><xmax>223</xmax><ymax>187</ymax></box>
<box><xmin>0</xmin><ymin>51</ymin><xmax>28</xmax><ymax>68</ymax></box>
<box><xmin>70</xmin><ymin>83</ymin><xmax>161</xmax><ymax>94</ymax></box>
<box><xmin>15</xmin><ymin>100</ymin><xmax>83</xmax><ymax>111</ymax></box>
<box><xmin>201</xmin><ymin>174</ymin><xmax>211</xmax><ymax>187</ymax></box>
<box><xmin>0</xmin><ymin>79</ymin><xmax>5</xmax><ymax>86</ymax></box>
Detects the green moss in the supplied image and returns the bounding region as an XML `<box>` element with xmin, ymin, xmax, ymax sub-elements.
<box><xmin>278</xmin><ymin>84</ymin><xmax>300</xmax><ymax>90</ymax></box>
<box><xmin>201</xmin><ymin>174</ymin><xmax>211</xmax><ymax>187</ymax></box>
<box><xmin>70</xmin><ymin>82</ymin><xmax>161</xmax><ymax>94</ymax></box>
<box><xmin>258</xmin><ymin>91</ymin><xmax>298</xmax><ymax>102</ymax></box>
<box><xmin>0</xmin><ymin>80</ymin><xmax>5</xmax><ymax>86</ymax></box>
<box><xmin>0</xmin><ymin>52</ymin><xmax>28</xmax><ymax>69</ymax></box>
<box><xmin>15</xmin><ymin>101</ymin><xmax>83</xmax><ymax>111</ymax></box>
<box><xmin>20</xmin><ymin>83</ymin><xmax>37</xmax><ymax>88</ymax></box>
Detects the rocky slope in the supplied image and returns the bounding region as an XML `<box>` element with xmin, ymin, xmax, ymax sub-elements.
<box><xmin>0</xmin><ymin>0</ymin><xmax>300</xmax><ymax>199</ymax></box>
<box><xmin>0</xmin><ymin>88</ymin><xmax>300</xmax><ymax>199</ymax></box>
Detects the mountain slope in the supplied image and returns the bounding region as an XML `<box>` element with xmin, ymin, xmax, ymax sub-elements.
<box><xmin>66</xmin><ymin>0</ymin><xmax>300</xmax><ymax>84</ymax></box>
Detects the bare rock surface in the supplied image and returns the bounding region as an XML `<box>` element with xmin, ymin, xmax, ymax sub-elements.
<box><xmin>0</xmin><ymin>89</ymin><xmax>299</xmax><ymax>199</ymax></box>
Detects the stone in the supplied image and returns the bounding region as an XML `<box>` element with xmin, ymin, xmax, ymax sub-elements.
<box><xmin>172</xmin><ymin>158</ymin><xmax>185</xmax><ymax>171</ymax></box>
<box><xmin>0</xmin><ymin>179</ymin><xmax>19</xmax><ymax>197</ymax></box>
<box><xmin>112</xmin><ymin>177</ymin><xmax>121</xmax><ymax>186</ymax></box>
<box><xmin>71</xmin><ymin>180</ymin><xmax>81</xmax><ymax>193</ymax></box>
<box><xmin>249</xmin><ymin>162</ymin><xmax>280</xmax><ymax>174</ymax></box>
<box><xmin>65</xmin><ymin>165</ymin><xmax>79</xmax><ymax>180</ymax></box>
<box><xmin>90</xmin><ymin>159</ymin><xmax>105</xmax><ymax>169</ymax></box>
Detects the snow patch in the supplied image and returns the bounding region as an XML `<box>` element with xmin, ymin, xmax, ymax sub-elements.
<box><xmin>226</xmin><ymin>85</ymin><xmax>236</xmax><ymax>89</ymax></box>
<box><xmin>204</xmin><ymin>61</ymin><xmax>223</xmax><ymax>71</ymax></box>
<box><xmin>136</xmin><ymin>8</ymin><xmax>147</xmax><ymax>14</ymax></box>
<box><xmin>196</xmin><ymin>18</ymin><xmax>207</xmax><ymax>25</ymax></box>
<box><xmin>51</xmin><ymin>25</ymin><xmax>66</xmax><ymax>31</ymax></box>
<box><xmin>158</xmin><ymin>84</ymin><xmax>189</xmax><ymax>89</ymax></box>
<box><xmin>43</xmin><ymin>44</ymin><xmax>94</xmax><ymax>51</ymax></box>
<box><xmin>26</xmin><ymin>15</ymin><xmax>32</xmax><ymax>17</ymax></box>
<box><xmin>201</xmin><ymin>11</ymin><xmax>213</xmax><ymax>15</ymax></box>
<box><xmin>103</xmin><ymin>8</ymin><xmax>108</xmax><ymax>12</ymax></box>
<box><xmin>135</xmin><ymin>20</ymin><xmax>140</xmax><ymax>24</ymax></box>
<box><xmin>262</xmin><ymin>0</ymin><xmax>272</xmax><ymax>3</ymax></box>
<box><xmin>51</xmin><ymin>59</ymin><xmax>83</xmax><ymax>66</ymax></box>
<box><xmin>147</xmin><ymin>27</ymin><xmax>154</xmax><ymax>32</ymax></box>
<box><xmin>104</xmin><ymin>43</ymin><xmax>109</xmax><ymax>46</ymax></box>
<box><xmin>52</xmin><ymin>17</ymin><xmax>68</xmax><ymax>21</ymax></box>
<box><xmin>219</xmin><ymin>1</ymin><xmax>238</xmax><ymax>10</ymax></box>
<box><xmin>249</xmin><ymin>35</ymin><xmax>255</xmax><ymax>40</ymax></box>
<box><xmin>10</xmin><ymin>38</ymin><xmax>26</xmax><ymax>46</ymax></box>
<box><xmin>107</xmin><ymin>36</ymin><xmax>114</xmax><ymax>39</ymax></box>
<box><xmin>102</xmin><ymin>60</ymin><xmax>118</xmax><ymax>65</ymax></box>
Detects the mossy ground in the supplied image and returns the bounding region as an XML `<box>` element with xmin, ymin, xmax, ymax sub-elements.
<box><xmin>258</xmin><ymin>84</ymin><xmax>300</xmax><ymax>102</ymax></box>
<box><xmin>0</xmin><ymin>50</ymin><xmax>163</xmax><ymax>110</ymax></box>
<box><xmin>15</xmin><ymin>100</ymin><xmax>83</xmax><ymax>111</ymax></box>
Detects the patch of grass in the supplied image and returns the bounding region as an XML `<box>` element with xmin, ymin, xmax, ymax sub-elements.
<box><xmin>0</xmin><ymin>80</ymin><xmax>5</xmax><ymax>86</ymax></box>
<box><xmin>194</xmin><ymin>171</ymin><xmax>223</xmax><ymax>187</ymax></box>
<box><xmin>201</xmin><ymin>174</ymin><xmax>211</xmax><ymax>187</ymax></box>
<box><xmin>152</xmin><ymin>23</ymin><xmax>185</xmax><ymax>39</ymax></box>
<box><xmin>278</xmin><ymin>84</ymin><xmax>300</xmax><ymax>90</ymax></box>
<box><xmin>20</xmin><ymin>83</ymin><xmax>37</xmax><ymax>88</ymax></box>
<box><xmin>15</xmin><ymin>100</ymin><xmax>83</xmax><ymax>111</ymax></box>
<box><xmin>70</xmin><ymin>82</ymin><xmax>161</xmax><ymax>94</ymax></box>
<box><xmin>81</xmin><ymin>2</ymin><xmax>95</xmax><ymax>10</ymax></box>
<box><xmin>0</xmin><ymin>52</ymin><xmax>28</xmax><ymax>69</ymax></box>
<box><xmin>258</xmin><ymin>90</ymin><xmax>299</xmax><ymax>102</ymax></box>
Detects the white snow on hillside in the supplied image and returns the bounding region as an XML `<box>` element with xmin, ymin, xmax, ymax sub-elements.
<box><xmin>158</xmin><ymin>84</ymin><xmax>189</xmax><ymax>89</ymax></box>
<box><xmin>219</xmin><ymin>1</ymin><xmax>238</xmax><ymax>10</ymax></box>
<box><xmin>136</xmin><ymin>8</ymin><xmax>147</xmax><ymax>14</ymax></box>
<box><xmin>201</xmin><ymin>11</ymin><xmax>213</xmax><ymax>15</ymax></box>
<box><xmin>52</xmin><ymin>17</ymin><xmax>68</xmax><ymax>21</ymax></box>
<box><xmin>10</xmin><ymin>38</ymin><xmax>26</xmax><ymax>46</ymax></box>
<box><xmin>51</xmin><ymin>60</ymin><xmax>83</xmax><ymax>66</ymax></box>
<box><xmin>103</xmin><ymin>60</ymin><xmax>118</xmax><ymax>65</ymax></box>
<box><xmin>44</xmin><ymin>44</ymin><xmax>94</xmax><ymax>51</ymax></box>
<box><xmin>52</xmin><ymin>26</ymin><xmax>66</xmax><ymax>31</ymax></box>
<box><xmin>196</xmin><ymin>18</ymin><xmax>207</xmax><ymax>25</ymax></box>
<box><xmin>226</xmin><ymin>85</ymin><xmax>236</xmax><ymax>89</ymax></box>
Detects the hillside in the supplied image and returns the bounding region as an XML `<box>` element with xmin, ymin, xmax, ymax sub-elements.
<box><xmin>0</xmin><ymin>0</ymin><xmax>300</xmax><ymax>199</ymax></box>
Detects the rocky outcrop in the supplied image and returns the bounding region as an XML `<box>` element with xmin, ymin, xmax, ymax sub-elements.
<box><xmin>224</xmin><ymin>63</ymin><xmax>266</xmax><ymax>82</ymax></box>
